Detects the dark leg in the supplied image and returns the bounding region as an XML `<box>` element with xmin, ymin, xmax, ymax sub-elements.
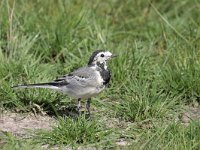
<box><xmin>77</xmin><ymin>98</ymin><xmax>81</xmax><ymax>115</ymax></box>
<box><xmin>86</xmin><ymin>98</ymin><xmax>91</xmax><ymax>115</ymax></box>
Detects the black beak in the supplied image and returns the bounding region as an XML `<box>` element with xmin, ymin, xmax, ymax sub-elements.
<box><xmin>111</xmin><ymin>54</ymin><xmax>118</xmax><ymax>58</ymax></box>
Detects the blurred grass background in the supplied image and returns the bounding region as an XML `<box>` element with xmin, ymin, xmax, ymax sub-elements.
<box><xmin>0</xmin><ymin>0</ymin><xmax>200</xmax><ymax>149</ymax></box>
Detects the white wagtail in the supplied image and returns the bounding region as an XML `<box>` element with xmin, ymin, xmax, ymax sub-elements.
<box><xmin>12</xmin><ymin>50</ymin><xmax>117</xmax><ymax>115</ymax></box>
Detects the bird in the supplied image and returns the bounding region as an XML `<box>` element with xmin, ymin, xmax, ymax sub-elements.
<box><xmin>12</xmin><ymin>50</ymin><xmax>117</xmax><ymax>115</ymax></box>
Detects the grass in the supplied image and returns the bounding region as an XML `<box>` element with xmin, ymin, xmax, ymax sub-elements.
<box><xmin>34</xmin><ymin>116</ymin><xmax>115</xmax><ymax>148</ymax></box>
<box><xmin>0</xmin><ymin>0</ymin><xmax>200</xmax><ymax>149</ymax></box>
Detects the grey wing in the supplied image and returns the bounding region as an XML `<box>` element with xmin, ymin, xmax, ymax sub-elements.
<box><xmin>54</xmin><ymin>66</ymin><xmax>98</xmax><ymax>87</ymax></box>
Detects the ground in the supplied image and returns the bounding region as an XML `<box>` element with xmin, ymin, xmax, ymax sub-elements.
<box><xmin>0</xmin><ymin>112</ymin><xmax>55</xmax><ymax>137</ymax></box>
<box><xmin>1</xmin><ymin>104</ymin><xmax>200</xmax><ymax>149</ymax></box>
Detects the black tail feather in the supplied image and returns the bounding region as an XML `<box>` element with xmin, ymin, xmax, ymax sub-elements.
<box><xmin>12</xmin><ymin>81</ymin><xmax>68</xmax><ymax>89</ymax></box>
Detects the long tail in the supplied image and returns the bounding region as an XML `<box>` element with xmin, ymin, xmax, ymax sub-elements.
<box><xmin>12</xmin><ymin>82</ymin><xmax>61</xmax><ymax>90</ymax></box>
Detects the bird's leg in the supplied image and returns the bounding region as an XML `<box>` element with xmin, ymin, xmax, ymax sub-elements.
<box><xmin>86</xmin><ymin>98</ymin><xmax>91</xmax><ymax>115</ymax></box>
<box><xmin>77</xmin><ymin>98</ymin><xmax>81</xmax><ymax>115</ymax></box>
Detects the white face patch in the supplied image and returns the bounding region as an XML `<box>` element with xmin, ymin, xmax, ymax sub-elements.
<box><xmin>94</xmin><ymin>51</ymin><xmax>113</xmax><ymax>64</ymax></box>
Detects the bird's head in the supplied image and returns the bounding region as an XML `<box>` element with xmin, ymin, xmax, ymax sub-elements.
<box><xmin>88</xmin><ymin>50</ymin><xmax>117</xmax><ymax>67</ymax></box>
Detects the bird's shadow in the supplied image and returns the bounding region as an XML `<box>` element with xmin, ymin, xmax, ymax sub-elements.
<box><xmin>13</xmin><ymin>92</ymin><xmax>91</xmax><ymax>119</ymax></box>
<box><xmin>46</xmin><ymin>105</ymin><xmax>91</xmax><ymax>120</ymax></box>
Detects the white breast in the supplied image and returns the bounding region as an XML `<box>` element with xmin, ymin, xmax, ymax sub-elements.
<box><xmin>90</xmin><ymin>66</ymin><xmax>104</xmax><ymax>86</ymax></box>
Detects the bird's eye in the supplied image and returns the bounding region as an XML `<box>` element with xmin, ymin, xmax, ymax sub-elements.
<box><xmin>100</xmin><ymin>54</ymin><xmax>104</xmax><ymax>57</ymax></box>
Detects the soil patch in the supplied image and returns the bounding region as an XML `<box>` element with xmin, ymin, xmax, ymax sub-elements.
<box><xmin>0</xmin><ymin>111</ymin><xmax>56</xmax><ymax>137</ymax></box>
<box><xmin>180</xmin><ymin>106</ymin><xmax>200</xmax><ymax>126</ymax></box>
